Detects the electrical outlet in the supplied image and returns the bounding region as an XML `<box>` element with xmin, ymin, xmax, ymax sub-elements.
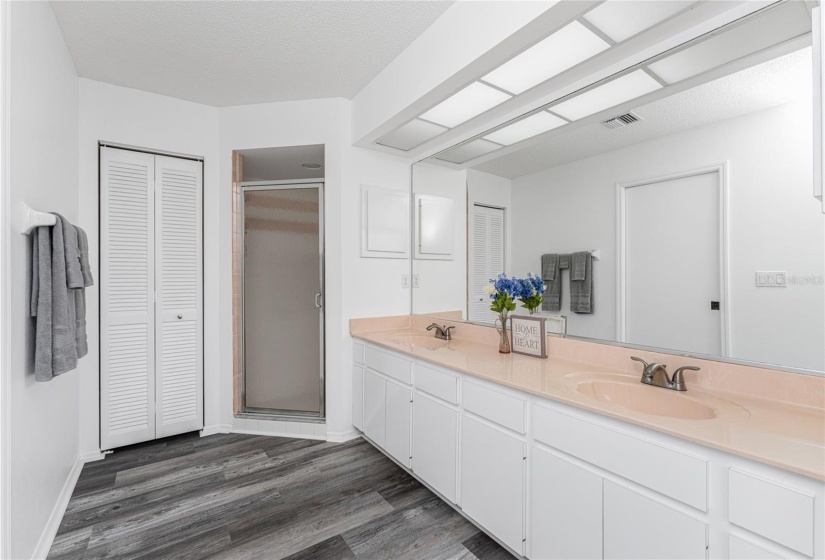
<box><xmin>756</xmin><ymin>271</ymin><xmax>787</xmax><ymax>287</ymax></box>
<box><xmin>401</xmin><ymin>274</ymin><xmax>411</xmax><ymax>289</ymax></box>
<box><xmin>412</xmin><ymin>274</ymin><xmax>420</xmax><ymax>288</ymax></box>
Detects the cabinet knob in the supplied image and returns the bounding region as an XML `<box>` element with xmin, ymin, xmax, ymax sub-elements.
<box><xmin>177</xmin><ymin>314</ymin><xmax>183</xmax><ymax>319</ymax></box>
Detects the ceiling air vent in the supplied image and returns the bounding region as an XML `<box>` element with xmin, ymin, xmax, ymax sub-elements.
<box><xmin>602</xmin><ymin>111</ymin><xmax>641</xmax><ymax>129</ymax></box>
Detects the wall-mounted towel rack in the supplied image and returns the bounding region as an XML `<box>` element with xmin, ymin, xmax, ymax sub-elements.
<box><xmin>17</xmin><ymin>202</ymin><xmax>57</xmax><ymax>234</ymax></box>
<box><xmin>590</xmin><ymin>249</ymin><xmax>601</xmax><ymax>261</ymax></box>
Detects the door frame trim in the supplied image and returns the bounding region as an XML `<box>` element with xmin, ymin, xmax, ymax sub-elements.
<box><xmin>239</xmin><ymin>182</ymin><xmax>326</xmax><ymax>420</ymax></box>
<box><xmin>615</xmin><ymin>162</ymin><xmax>730</xmax><ymax>357</ymax></box>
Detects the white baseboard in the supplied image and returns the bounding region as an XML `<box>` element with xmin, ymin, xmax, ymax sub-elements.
<box><xmin>31</xmin><ymin>456</ymin><xmax>83</xmax><ymax>560</ymax></box>
<box><xmin>231</xmin><ymin>428</ymin><xmax>326</xmax><ymax>441</ymax></box>
<box><xmin>79</xmin><ymin>449</ymin><xmax>105</xmax><ymax>463</ymax></box>
<box><xmin>326</xmin><ymin>429</ymin><xmax>360</xmax><ymax>443</ymax></box>
<box><xmin>200</xmin><ymin>424</ymin><xmax>232</xmax><ymax>437</ymax></box>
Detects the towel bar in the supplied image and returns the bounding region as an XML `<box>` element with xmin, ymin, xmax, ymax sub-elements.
<box><xmin>17</xmin><ymin>202</ymin><xmax>57</xmax><ymax>234</ymax></box>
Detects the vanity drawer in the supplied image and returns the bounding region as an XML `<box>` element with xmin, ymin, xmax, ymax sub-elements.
<box><xmin>728</xmin><ymin>469</ymin><xmax>814</xmax><ymax>557</ymax></box>
<box><xmin>365</xmin><ymin>346</ymin><xmax>412</xmax><ymax>385</ymax></box>
<box><xmin>415</xmin><ymin>363</ymin><xmax>459</xmax><ymax>404</ymax></box>
<box><xmin>353</xmin><ymin>341</ymin><xmax>365</xmax><ymax>365</ymax></box>
<box><xmin>533</xmin><ymin>405</ymin><xmax>708</xmax><ymax>511</ymax></box>
<box><xmin>463</xmin><ymin>380</ymin><xmax>526</xmax><ymax>434</ymax></box>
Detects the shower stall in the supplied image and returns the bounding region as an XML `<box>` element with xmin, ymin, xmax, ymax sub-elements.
<box><xmin>241</xmin><ymin>181</ymin><xmax>324</xmax><ymax>420</ymax></box>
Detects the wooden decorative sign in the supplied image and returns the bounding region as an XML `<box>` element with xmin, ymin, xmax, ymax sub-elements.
<box><xmin>510</xmin><ymin>315</ymin><xmax>547</xmax><ymax>358</ymax></box>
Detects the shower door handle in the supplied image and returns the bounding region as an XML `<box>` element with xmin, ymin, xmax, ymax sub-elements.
<box><xmin>315</xmin><ymin>293</ymin><xmax>323</xmax><ymax>309</ymax></box>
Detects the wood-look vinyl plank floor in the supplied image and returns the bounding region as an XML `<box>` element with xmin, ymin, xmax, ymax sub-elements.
<box><xmin>48</xmin><ymin>432</ymin><xmax>514</xmax><ymax>560</ymax></box>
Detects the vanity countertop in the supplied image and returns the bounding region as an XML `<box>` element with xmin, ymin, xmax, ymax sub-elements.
<box><xmin>351</xmin><ymin>323</ymin><xmax>825</xmax><ymax>481</ymax></box>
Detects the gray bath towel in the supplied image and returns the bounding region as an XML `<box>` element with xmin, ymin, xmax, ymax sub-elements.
<box><xmin>541</xmin><ymin>253</ymin><xmax>562</xmax><ymax>312</ymax></box>
<box><xmin>569</xmin><ymin>251</ymin><xmax>592</xmax><ymax>314</ymax></box>
<box><xmin>32</xmin><ymin>215</ymin><xmax>79</xmax><ymax>381</ymax></box>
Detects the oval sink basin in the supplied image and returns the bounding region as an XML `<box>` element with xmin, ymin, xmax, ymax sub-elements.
<box><xmin>389</xmin><ymin>334</ymin><xmax>457</xmax><ymax>350</ymax></box>
<box><xmin>576</xmin><ymin>380</ymin><xmax>717</xmax><ymax>420</ymax></box>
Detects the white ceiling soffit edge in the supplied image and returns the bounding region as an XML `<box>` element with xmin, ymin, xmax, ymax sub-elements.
<box><xmin>351</xmin><ymin>0</ymin><xmax>594</xmax><ymax>150</ymax></box>
<box><xmin>377</xmin><ymin>0</ymin><xmax>779</xmax><ymax>163</ymax></box>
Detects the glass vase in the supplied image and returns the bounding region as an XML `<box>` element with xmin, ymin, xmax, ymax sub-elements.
<box><xmin>496</xmin><ymin>313</ymin><xmax>511</xmax><ymax>354</ymax></box>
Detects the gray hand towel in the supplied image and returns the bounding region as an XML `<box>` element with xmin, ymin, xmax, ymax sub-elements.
<box><xmin>569</xmin><ymin>251</ymin><xmax>592</xmax><ymax>314</ymax></box>
<box><xmin>32</xmin><ymin>215</ymin><xmax>79</xmax><ymax>381</ymax></box>
<box><xmin>75</xmin><ymin>226</ymin><xmax>93</xmax><ymax>286</ymax></box>
<box><xmin>541</xmin><ymin>253</ymin><xmax>562</xmax><ymax>312</ymax></box>
<box><xmin>73</xmin><ymin>225</ymin><xmax>93</xmax><ymax>358</ymax></box>
<box><xmin>54</xmin><ymin>213</ymin><xmax>83</xmax><ymax>289</ymax></box>
<box><xmin>571</xmin><ymin>251</ymin><xmax>587</xmax><ymax>281</ymax></box>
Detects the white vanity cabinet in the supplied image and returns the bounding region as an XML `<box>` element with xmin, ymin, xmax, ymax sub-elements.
<box><xmin>603</xmin><ymin>481</ymin><xmax>707</xmax><ymax>560</ymax></box>
<box><xmin>411</xmin><ymin>390</ymin><xmax>459</xmax><ymax>502</ymax></box>
<box><xmin>384</xmin><ymin>379</ymin><xmax>412</xmax><ymax>468</ymax></box>
<box><xmin>531</xmin><ymin>448</ymin><xmax>602</xmax><ymax>560</ymax></box>
<box><xmin>461</xmin><ymin>414</ymin><xmax>526</xmax><ymax>555</ymax></box>
<box><xmin>351</xmin><ymin>340</ymin><xmax>825</xmax><ymax>560</ymax></box>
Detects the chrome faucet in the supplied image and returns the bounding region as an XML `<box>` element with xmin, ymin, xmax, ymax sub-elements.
<box><xmin>427</xmin><ymin>323</ymin><xmax>455</xmax><ymax>341</ymax></box>
<box><xmin>631</xmin><ymin>357</ymin><xmax>699</xmax><ymax>392</ymax></box>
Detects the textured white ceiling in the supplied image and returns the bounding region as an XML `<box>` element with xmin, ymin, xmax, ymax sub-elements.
<box><xmin>240</xmin><ymin>145</ymin><xmax>324</xmax><ymax>182</ymax></box>
<box><xmin>50</xmin><ymin>1</ymin><xmax>452</xmax><ymax>107</ymax></box>
<box><xmin>471</xmin><ymin>48</ymin><xmax>813</xmax><ymax>179</ymax></box>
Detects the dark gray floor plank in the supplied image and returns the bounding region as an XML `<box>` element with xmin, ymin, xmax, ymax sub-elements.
<box><xmin>280</xmin><ymin>535</ymin><xmax>356</xmax><ymax>560</ymax></box>
<box><xmin>462</xmin><ymin>531</ymin><xmax>517</xmax><ymax>560</ymax></box>
<box><xmin>47</xmin><ymin>432</ymin><xmax>513</xmax><ymax>560</ymax></box>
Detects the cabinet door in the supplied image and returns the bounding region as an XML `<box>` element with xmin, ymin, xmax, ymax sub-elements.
<box><xmin>385</xmin><ymin>379</ymin><xmax>412</xmax><ymax>468</ymax></box>
<box><xmin>531</xmin><ymin>447</ymin><xmax>602</xmax><ymax>559</ymax></box>
<box><xmin>363</xmin><ymin>370</ymin><xmax>386</xmax><ymax>448</ymax></box>
<box><xmin>154</xmin><ymin>155</ymin><xmax>203</xmax><ymax>438</ymax></box>
<box><xmin>461</xmin><ymin>415</ymin><xmax>525</xmax><ymax>554</ymax></box>
<box><xmin>412</xmin><ymin>392</ymin><xmax>458</xmax><ymax>502</ymax></box>
<box><xmin>101</xmin><ymin>147</ymin><xmax>156</xmax><ymax>450</ymax></box>
<box><xmin>604</xmin><ymin>480</ymin><xmax>707</xmax><ymax>560</ymax></box>
<box><xmin>352</xmin><ymin>364</ymin><xmax>364</xmax><ymax>432</ymax></box>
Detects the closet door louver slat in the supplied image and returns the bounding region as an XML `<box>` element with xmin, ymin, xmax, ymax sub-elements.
<box><xmin>154</xmin><ymin>155</ymin><xmax>203</xmax><ymax>438</ymax></box>
<box><xmin>101</xmin><ymin>148</ymin><xmax>156</xmax><ymax>449</ymax></box>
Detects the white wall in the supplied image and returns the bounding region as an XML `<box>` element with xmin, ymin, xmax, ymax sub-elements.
<box><xmin>511</xmin><ymin>100</ymin><xmax>824</xmax><ymax>371</ymax></box>
<box><xmin>6</xmin><ymin>3</ymin><xmax>80</xmax><ymax>557</ymax></box>
<box><xmin>77</xmin><ymin>79</ymin><xmax>221</xmax><ymax>455</ymax></box>
<box><xmin>220</xmin><ymin>98</ymin><xmax>411</xmax><ymax>441</ymax></box>
<box><xmin>412</xmin><ymin>163</ymin><xmax>467</xmax><ymax>318</ymax></box>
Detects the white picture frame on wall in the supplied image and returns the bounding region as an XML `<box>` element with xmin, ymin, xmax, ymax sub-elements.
<box><xmin>415</xmin><ymin>193</ymin><xmax>454</xmax><ymax>260</ymax></box>
<box><xmin>360</xmin><ymin>185</ymin><xmax>409</xmax><ymax>259</ymax></box>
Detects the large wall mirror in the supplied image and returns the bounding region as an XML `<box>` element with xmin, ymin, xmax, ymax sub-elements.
<box><xmin>411</xmin><ymin>1</ymin><xmax>825</xmax><ymax>375</ymax></box>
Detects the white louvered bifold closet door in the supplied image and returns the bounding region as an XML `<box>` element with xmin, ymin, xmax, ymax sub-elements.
<box><xmin>154</xmin><ymin>155</ymin><xmax>203</xmax><ymax>438</ymax></box>
<box><xmin>101</xmin><ymin>148</ymin><xmax>203</xmax><ymax>450</ymax></box>
<box><xmin>469</xmin><ymin>205</ymin><xmax>504</xmax><ymax>325</ymax></box>
<box><xmin>101</xmin><ymin>148</ymin><xmax>156</xmax><ymax>449</ymax></box>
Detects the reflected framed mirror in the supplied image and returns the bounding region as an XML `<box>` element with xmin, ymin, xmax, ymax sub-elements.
<box><xmin>411</xmin><ymin>0</ymin><xmax>824</xmax><ymax>376</ymax></box>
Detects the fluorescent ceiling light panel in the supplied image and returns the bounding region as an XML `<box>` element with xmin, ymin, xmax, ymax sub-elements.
<box><xmin>582</xmin><ymin>1</ymin><xmax>694</xmax><ymax>44</ymax></box>
<box><xmin>483</xmin><ymin>112</ymin><xmax>567</xmax><ymax>145</ymax></box>
<box><xmin>551</xmin><ymin>70</ymin><xmax>661</xmax><ymax>121</ymax></box>
<box><xmin>647</xmin><ymin>1</ymin><xmax>811</xmax><ymax>84</ymax></box>
<box><xmin>482</xmin><ymin>21</ymin><xmax>610</xmax><ymax>95</ymax></box>
<box><xmin>436</xmin><ymin>139</ymin><xmax>503</xmax><ymax>164</ymax></box>
<box><xmin>420</xmin><ymin>82</ymin><xmax>511</xmax><ymax>128</ymax></box>
<box><xmin>376</xmin><ymin>119</ymin><xmax>448</xmax><ymax>151</ymax></box>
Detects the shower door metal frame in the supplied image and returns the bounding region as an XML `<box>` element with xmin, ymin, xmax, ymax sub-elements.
<box><xmin>239</xmin><ymin>179</ymin><xmax>325</xmax><ymax>422</ymax></box>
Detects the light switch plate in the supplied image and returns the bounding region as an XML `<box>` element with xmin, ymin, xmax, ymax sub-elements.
<box><xmin>756</xmin><ymin>271</ymin><xmax>787</xmax><ymax>287</ymax></box>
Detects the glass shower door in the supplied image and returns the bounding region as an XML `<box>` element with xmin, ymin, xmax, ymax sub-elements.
<box><xmin>242</xmin><ymin>184</ymin><xmax>324</xmax><ymax>417</ymax></box>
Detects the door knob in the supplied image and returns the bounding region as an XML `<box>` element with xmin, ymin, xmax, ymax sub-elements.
<box><xmin>177</xmin><ymin>314</ymin><xmax>183</xmax><ymax>319</ymax></box>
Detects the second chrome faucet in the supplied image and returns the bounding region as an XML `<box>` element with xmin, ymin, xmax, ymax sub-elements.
<box><xmin>631</xmin><ymin>356</ymin><xmax>699</xmax><ymax>392</ymax></box>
